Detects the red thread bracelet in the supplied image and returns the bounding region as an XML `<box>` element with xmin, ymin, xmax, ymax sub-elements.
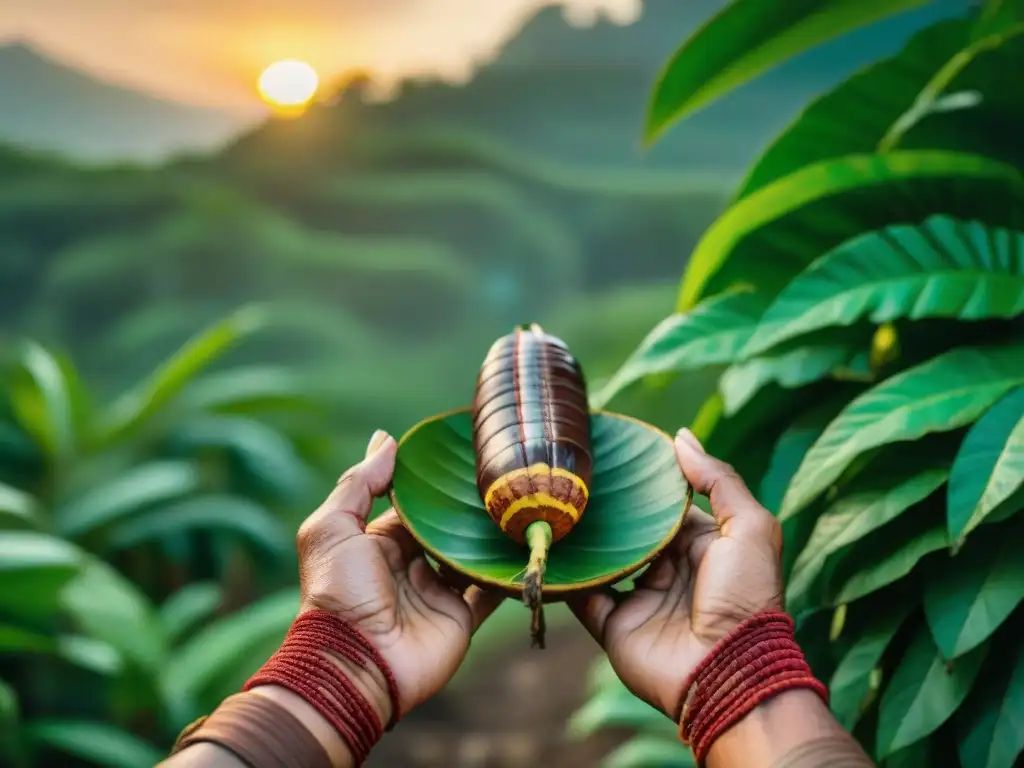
<box><xmin>678</xmin><ymin>612</ymin><xmax>828</xmax><ymax>765</ymax></box>
<box><xmin>243</xmin><ymin>610</ymin><xmax>402</xmax><ymax>765</ymax></box>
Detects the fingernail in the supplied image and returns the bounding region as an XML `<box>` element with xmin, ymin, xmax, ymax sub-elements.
<box><xmin>366</xmin><ymin>430</ymin><xmax>389</xmax><ymax>458</ymax></box>
<box><xmin>675</xmin><ymin>428</ymin><xmax>705</xmax><ymax>454</ymax></box>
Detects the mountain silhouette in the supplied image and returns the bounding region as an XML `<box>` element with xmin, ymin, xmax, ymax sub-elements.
<box><xmin>228</xmin><ymin>0</ymin><xmax>971</xmax><ymax>174</ymax></box>
<box><xmin>0</xmin><ymin>42</ymin><xmax>255</xmax><ymax>162</ymax></box>
<box><xmin>2</xmin><ymin>0</ymin><xmax>969</xmax><ymax>165</ymax></box>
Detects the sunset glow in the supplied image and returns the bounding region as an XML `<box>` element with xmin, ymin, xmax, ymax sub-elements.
<box><xmin>258</xmin><ymin>60</ymin><xmax>319</xmax><ymax>110</ymax></box>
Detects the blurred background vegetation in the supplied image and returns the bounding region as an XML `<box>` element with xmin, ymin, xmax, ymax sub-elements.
<box><xmin>2</xmin><ymin>0</ymin><xmax>1019</xmax><ymax>766</ymax></box>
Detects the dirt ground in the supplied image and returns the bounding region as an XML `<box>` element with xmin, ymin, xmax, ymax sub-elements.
<box><xmin>367</xmin><ymin>620</ymin><xmax>623</xmax><ymax>767</ymax></box>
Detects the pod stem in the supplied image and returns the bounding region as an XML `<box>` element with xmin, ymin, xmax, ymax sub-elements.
<box><xmin>523</xmin><ymin>520</ymin><xmax>552</xmax><ymax>649</ymax></box>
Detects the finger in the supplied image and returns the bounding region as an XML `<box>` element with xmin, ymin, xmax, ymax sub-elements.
<box><xmin>464</xmin><ymin>586</ymin><xmax>506</xmax><ymax>634</ymax></box>
<box><xmin>437</xmin><ymin>563</ymin><xmax>474</xmax><ymax>593</ymax></box>
<box><xmin>366</xmin><ymin>508</ymin><xmax>422</xmax><ymax>564</ymax></box>
<box><xmin>298</xmin><ymin>431</ymin><xmax>397</xmax><ymax>549</ymax></box>
<box><xmin>637</xmin><ymin>505</ymin><xmax>717</xmax><ymax>589</ymax></box>
<box><xmin>674</xmin><ymin>428</ymin><xmax>775</xmax><ymax>538</ymax></box>
<box><xmin>567</xmin><ymin>588</ymin><xmax>622</xmax><ymax>646</ymax></box>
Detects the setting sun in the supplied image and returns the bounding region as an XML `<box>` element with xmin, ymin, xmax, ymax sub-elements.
<box><xmin>258</xmin><ymin>60</ymin><xmax>319</xmax><ymax>111</ymax></box>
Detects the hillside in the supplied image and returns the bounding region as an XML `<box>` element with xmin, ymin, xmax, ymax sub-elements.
<box><xmin>0</xmin><ymin>42</ymin><xmax>255</xmax><ymax>162</ymax></box>
<box><xmin>225</xmin><ymin>0</ymin><xmax>972</xmax><ymax>175</ymax></box>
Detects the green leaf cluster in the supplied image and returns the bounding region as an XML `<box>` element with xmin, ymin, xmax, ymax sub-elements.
<box><xmin>0</xmin><ymin>310</ymin><xmax>321</xmax><ymax>767</ymax></box>
<box><xmin>578</xmin><ymin>1</ymin><xmax>1024</xmax><ymax>764</ymax></box>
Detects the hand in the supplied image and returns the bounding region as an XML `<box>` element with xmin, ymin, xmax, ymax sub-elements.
<box><xmin>568</xmin><ymin>428</ymin><xmax>784</xmax><ymax>720</ymax></box>
<box><xmin>291</xmin><ymin>430</ymin><xmax>504</xmax><ymax>724</ymax></box>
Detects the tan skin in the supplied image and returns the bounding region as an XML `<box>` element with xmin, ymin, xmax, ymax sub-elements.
<box><xmin>162</xmin><ymin>429</ymin><xmax>873</xmax><ymax>768</ymax></box>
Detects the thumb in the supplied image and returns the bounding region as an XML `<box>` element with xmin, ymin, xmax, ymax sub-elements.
<box><xmin>673</xmin><ymin>429</ymin><xmax>775</xmax><ymax>539</ymax></box>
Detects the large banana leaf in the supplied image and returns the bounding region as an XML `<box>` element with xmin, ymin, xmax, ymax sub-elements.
<box><xmin>390</xmin><ymin>410</ymin><xmax>690</xmax><ymax>596</ymax></box>
<box><xmin>676</xmin><ymin>151</ymin><xmax>1024</xmax><ymax>311</ymax></box>
<box><xmin>946</xmin><ymin>386</ymin><xmax>1024</xmax><ymax>544</ymax></box>
<box><xmin>644</xmin><ymin>0</ymin><xmax>927</xmax><ymax>143</ymax></box>
<box><xmin>742</xmin><ymin>216</ymin><xmax>1024</xmax><ymax>358</ymax></box>
<box><xmin>592</xmin><ymin>289</ymin><xmax>767</xmax><ymax>409</ymax></box>
<box><xmin>876</xmin><ymin>626</ymin><xmax>988</xmax><ymax>758</ymax></box>
<box><xmin>781</xmin><ymin>344</ymin><xmax>1024</xmax><ymax>519</ymax></box>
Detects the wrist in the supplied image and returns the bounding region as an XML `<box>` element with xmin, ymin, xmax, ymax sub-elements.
<box><xmin>243</xmin><ymin>610</ymin><xmax>402</xmax><ymax>765</ymax></box>
<box><xmin>704</xmin><ymin>689</ymin><xmax>836</xmax><ymax>768</ymax></box>
<box><xmin>678</xmin><ymin>612</ymin><xmax>828</xmax><ymax>766</ymax></box>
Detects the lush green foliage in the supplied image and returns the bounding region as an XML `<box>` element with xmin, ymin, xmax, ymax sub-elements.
<box><xmin>0</xmin><ymin>311</ymin><xmax>334</xmax><ymax>767</ymax></box>
<box><xmin>576</xmin><ymin>1</ymin><xmax>1024</xmax><ymax>765</ymax></box>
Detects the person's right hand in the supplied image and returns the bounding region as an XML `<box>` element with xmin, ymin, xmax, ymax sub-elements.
<box><xmin>568</xmin><ymin>428</ymin><xmax>785</xmax><ymax>720</ymax></box>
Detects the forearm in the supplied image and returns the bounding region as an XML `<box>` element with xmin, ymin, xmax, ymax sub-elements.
<box><xmin>706</xmin><ymin>690</ymin><xmax>873</xmax><ymax>768</ymax></box>
<box><xmin>158</xmin><ymin>686</ymin><xmax>360</xmax><ymax>768</ymax></box>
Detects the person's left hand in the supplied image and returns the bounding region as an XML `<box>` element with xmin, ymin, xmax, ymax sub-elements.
<box><xmin>292</xmin><ymin>429</ymin><xmax>505</xmax><ymax>724</ymax></box>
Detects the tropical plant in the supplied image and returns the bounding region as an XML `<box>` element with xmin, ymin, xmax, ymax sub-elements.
<box><xmin>574</xmin><ymin>1</ymin><xmax>1024</xmax><ymax>766</ymax></box>
<box><xmin>0</xmin><ymin>307</ymin><xmax>329</xmax><ymax>767</ymax></box>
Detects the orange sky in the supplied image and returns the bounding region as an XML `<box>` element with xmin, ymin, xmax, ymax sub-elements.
<box><xmin>1</xmin><ymin>0</ymin><xmax>640</xmax><ymax>112</ymax></box>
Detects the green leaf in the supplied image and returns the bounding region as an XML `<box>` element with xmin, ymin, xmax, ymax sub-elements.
<box><xmin>720</xmin><ymin>344</ymin><xmax>852</xmax><ymax>415</ymax></box>
<box><xmin>391</xmin><ymin>411</ymin><xmax>691</xmax><ymax>595</ymax></box>
<box><xmin>835</xmin><ymin>526</ymin><xmax>947</xmax><ymax>606</ymax></box>
<box><xmin>160</xmin><ymin>582</ymin><xmax>224</xmax><ymax>645</ymax></box>
<box><xmin>759</xmin><ymin>395</ymin><xmax>850</xmax><ymax>512</ymax></box>
<box><xmin>787</xmin><ymin>466</ymin><xmax>947</xmax><ymax>612</ymax></box>
<box><xmin>876</xmin><ymin>626</ymin><xmax>987</xmax><ymax>758</ymax></box>
<box><xmin>57</xmin><ymin>635</ymin><xmax>124</xmax><ymax>676</ymax></box>
<box><xmin>592</xmin><ymin>290</ymin><xmax>766</xmax><ymax>409</ymax></box>
<box><xmin>0</xmin><ymin>625</ymin><xmax>56</xmax><ymax>654</ymax></box>
<box><xmin>106</xmin><ymin>495</ymin><xmax>290</xmax><ymax>557</ymax></box>
<box><xmin>170</xmin><ymin>416</ymin><xmax>312</xmax><ymax>501</ymax></box>
<box><xmin>56</xmin><ymin>460</ymin><xmax>202</xmax><ymax>538</ymax></box>
<box><xmin>742</xmin><ymin>217</ymin><xmax>1024</xmax><ymax>358</ymax></box>
<box><xmin>162</xmin><ymin>589</ymin><xmax>299</xmax><ymax>722</ymax></box>
<box><xmin>0</xmin><ymin>677</ymin><xmax>17</xmax><ymax>726</ymax></box>
<box><xmin>0</xmin><ymin>481</ymin><xmax>39</xmax><ymax>528</ymax></box>
<box><xmin>98</xmin><ymin>306</ymin><xmax>269</xmax><ymax>445</ymax></box>
<box><xmin>644</xmin><ymin>0</ymin><xmax>927</xmax><ymax>143</ymax></box>
<box><xmin>676</xmin><ymin>151</ymin><xmax>1024</xmax><ymax>311</ymax></box>
<box><xmin>737</xmin><ymin>18</ymin><xmax>971</xmax><ymax>197</ymax></box>
<box><xmin>178</xmin><ymin>366</ymin><xmax>316</xmax><ymax>415</ymax></box>
<box><xmin>25</xmin><ymin>720</ymin><xmax>163</xmax><ymax>768</ymax></box>
<box><xmin>781</xmin><ymin>344</ymin><xmax>1024</xmax><ymax>519</ymax></box>
<box><xmin>7</xmin><ymin>341</ymin><xmax>75</xmax><ymax>462</ymax></box>
<box><xmin>924</xmin><ymin>521</ymin><xmax>1024</xmax><ymax>660</ymax></box>
<box><xmin>957</xmin><ymin>640</ymin><xmax>1024</xmax><ymax>768</ymax></box>
<box><xmin>830</xmin><ymin>606</ymin><xmax>910</xmax><ymax>730</ymax></box>
<box><xmin>61</xmin><ymin>558</ymin><xmax>166</xmax><ymax>673</ymax></box>
<box><xmin>947</xmin><ymin>387</ymin><xmax>1024</xmax><ymax>543</ymax></box>
<box><xmin>0</xmin><ymin>532</ymin><xmax>83</xmax><ymax>618</ymax></box>
<box><xmin>568</xmin><ymin>685</ymin><xmax>673</xmax><ymax>739</ymax></box>
<box><xmin>602</xmin><ymin>735</ymin><xmax>695</xmax><ymax>768</ymax></box>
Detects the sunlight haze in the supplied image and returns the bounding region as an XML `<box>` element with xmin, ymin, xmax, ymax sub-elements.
<box><xmin>0</xmin><ymin>0</ymin><xmax>642</xmax><ymax>110</ymax></box>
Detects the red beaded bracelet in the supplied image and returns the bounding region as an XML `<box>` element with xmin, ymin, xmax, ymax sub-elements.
<box><xmin>243</xmin><ymin>610</ymin><xmax>401</xmax><ymax>765</ymax></box>
<box><xmin>678</xmin><ymin>612</ymin><xmax>828</xmax><ymax>765</ymax></box>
